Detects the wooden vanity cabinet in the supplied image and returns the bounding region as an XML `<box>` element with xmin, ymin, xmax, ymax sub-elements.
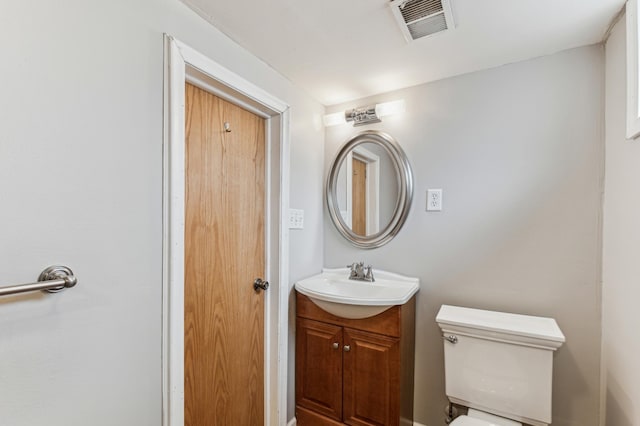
<box><xmin>296</xmin><ymin>318</ymin><xmax>344</xmax><ymax>421</ymax></box>
<box><xmin>295</xmin><ymin>292</ymin><xmax>415</xmax><ymax>426</ymax></box>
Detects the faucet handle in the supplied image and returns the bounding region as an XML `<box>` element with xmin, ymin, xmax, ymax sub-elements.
<box><xmin>364</xmin><ymin>265</ymin><xmax>375</xmax><ymax>282</ymax></box>
<box><xmin>347</xmin><ymin>262</ymin><xmax>358</xmax><ymax>278</ymax></box>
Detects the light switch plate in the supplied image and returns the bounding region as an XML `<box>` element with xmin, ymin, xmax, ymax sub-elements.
<box><xmin>289</xmin><ymin>209</ymin><xmax>304</xmax><ymax>229</ymax></box>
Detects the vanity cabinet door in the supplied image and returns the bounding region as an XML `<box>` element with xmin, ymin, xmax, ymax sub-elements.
<box><xmin>296</xmin><ymin>318</ymin><xmax>344</xmax><ymax>422</ymax></box>
<box><xmin>342</xmin><ymin>328</ymin><xmax>400</xmax><ymax>426</ymax></box>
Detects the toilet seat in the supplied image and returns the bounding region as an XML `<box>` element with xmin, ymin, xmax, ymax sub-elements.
<box><xmin>450</xmin><ymin>416</ymin><xmax>493</xmax><ymax>426</ymax></box>
<box><xmin>450</xmin><ymin>410</ymin><xmax>522</xmax><ymax>426</ymax></box>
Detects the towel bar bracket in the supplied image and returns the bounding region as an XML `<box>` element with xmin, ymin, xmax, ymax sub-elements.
<box><xmin>0</xmin><ymin>265</ymin><xmax>77</xmax><ymax>297</ymax></box>
<box><xmin>39</xmin><ymin>265</ymin><xmax>77</xmax><ymax>293</ymax></box>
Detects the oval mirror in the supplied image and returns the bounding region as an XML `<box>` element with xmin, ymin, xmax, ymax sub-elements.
<box><xmin>326</xmin><ymin>130</ymin><xmax>413</xmax><ymax>248</ymax></box>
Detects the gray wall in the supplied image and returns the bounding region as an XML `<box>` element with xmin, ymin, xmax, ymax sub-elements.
<box><xmin>324</xmin><ymin>45</ymin><xmax>604</xmax><ymax>426</ymax></box>
<box><xmin>603</xmin><ymin>14</ymin><xmax>640</xmax><ymax>426</ymax></box>
<box><xmin>0</xmin><ymin>0</ymin><xmax>324</xmax><ymax>424</ymax></box>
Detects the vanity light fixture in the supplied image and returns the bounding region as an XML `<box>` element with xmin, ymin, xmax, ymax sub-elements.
<box><xmin>323</xmin><ymin>99</ymin><xmax>406</xmax><ymax>127</ymax></box>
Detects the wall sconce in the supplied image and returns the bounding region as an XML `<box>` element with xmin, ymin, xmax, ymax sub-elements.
<box><xmin>323</xmin><ymin>100</ymin><xmax>406</xmax><ymax>127</ymax></box>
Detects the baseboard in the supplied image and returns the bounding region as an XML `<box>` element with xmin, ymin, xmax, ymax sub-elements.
<box><xmin>286</xmin><ymin>415</ymin><xmax>427</xmax><ymax>426</ymax></box>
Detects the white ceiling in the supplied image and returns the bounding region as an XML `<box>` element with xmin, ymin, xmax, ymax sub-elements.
<box><xmin>183</xmin><ymin>0</ymin><xmax>625</xmax><ymax>106</ymax></box>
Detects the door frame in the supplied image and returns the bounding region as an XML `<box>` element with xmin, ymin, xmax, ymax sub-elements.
<box><xmin>162</xmin><ymin>35</ymin><xmax>290</xmax><ymax>426</ymax></box>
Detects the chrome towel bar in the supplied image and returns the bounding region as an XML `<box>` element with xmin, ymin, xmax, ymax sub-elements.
<box><xmin>0</xmin><ymin>265</ymin><xmax>77</xmax><ymax>297</ymax></box>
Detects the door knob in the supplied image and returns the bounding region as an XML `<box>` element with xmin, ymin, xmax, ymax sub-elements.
<box><xmin>332</xmin><ymin>342</ymin><xmax>340</xmax><ymax>349</ymax></box>
<box><xmin>254</xmin><ymin>278</ymin><xmax>269</xmax><ymax>292</ymax></box>
<box><xmin>343</xmin><ymin>345</ymin><xmax>351</xmax><ymax>352</ymax></box>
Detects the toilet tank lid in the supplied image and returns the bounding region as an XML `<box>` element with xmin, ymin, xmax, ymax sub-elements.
<box><xmin>436</xmin><ymin>305</ymin><xmax>565</xmax><ymax>345</ymax></box>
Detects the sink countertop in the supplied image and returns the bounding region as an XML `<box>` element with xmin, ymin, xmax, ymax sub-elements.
<box><xmin>294</xmin><ymin>267</ymin><xmax>420</xmax><ymax>319</ymax></box>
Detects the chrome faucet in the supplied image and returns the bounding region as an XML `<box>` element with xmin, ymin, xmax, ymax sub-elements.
<box><xmin>347</xmin><ymin>262</ymin><xmax>375</xmax><ymax>282</ymax></box>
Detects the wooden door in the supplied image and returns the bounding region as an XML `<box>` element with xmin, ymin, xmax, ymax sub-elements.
<box><xmin>296</xmin><ymin>318</ymin><xmax>344</xmax><ymax>422</ymax></box>
<box><xmin>352</xmin><ymin>158</ymin><xmax>367</xmax><ymax>235</ymax></box>
<box><xmin>184</xmin><ymin>83</ymin><xmax>266</xmax><ymax>425</ymax></box>
<box><xmin>343</xmin><ymin>328</ymin><xmax>400</xmax><ymax>426</ymax></box>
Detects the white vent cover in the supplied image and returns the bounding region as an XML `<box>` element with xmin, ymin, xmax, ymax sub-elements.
<box><xmin>389</xmin><ymin>0</ymin><xmax>455</xmax><ymax>43</ymax></box>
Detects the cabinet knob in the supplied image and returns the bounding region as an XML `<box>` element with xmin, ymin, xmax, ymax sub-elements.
<box><xmin>332</xmin><ymin>342</ymin><xmax>339</xmax><ymax>349</ymax></box>
<box><xmin>343</xmin><ymin>345</ymin><xmax>351</xmax><ymax>352</ymax></box>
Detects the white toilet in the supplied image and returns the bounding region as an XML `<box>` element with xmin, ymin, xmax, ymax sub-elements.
<box><xmin>436</xmin><ymin>305</ymin><xmax>565</xmax><ymax>426</ymax></box>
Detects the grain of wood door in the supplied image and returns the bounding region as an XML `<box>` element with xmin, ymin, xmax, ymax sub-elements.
<box><xmin>352</xmin><ymin>158</ymin><xmax>367</xmax><ymax>236</ymax></box>
<box><xmin>184</xmin><ymin>83</ymin><xmax>266</xmax><ymax>426</ymax></box>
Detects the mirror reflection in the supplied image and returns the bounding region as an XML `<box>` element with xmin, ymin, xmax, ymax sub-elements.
<box><xmin>335</xmin><ymin>143</ymin><xmax>400</xmax><ymax>236</ymax></box>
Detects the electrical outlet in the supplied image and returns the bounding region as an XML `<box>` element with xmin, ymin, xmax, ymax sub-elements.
<box><xmin>427</xmin><ymin>189</ymin><xmax>443</xmax><ymax>211</ymax></box>
<box><xmin>289</xmin><ymin>209</ymin><xmax>304</xmax><ymax>229</ymax></box>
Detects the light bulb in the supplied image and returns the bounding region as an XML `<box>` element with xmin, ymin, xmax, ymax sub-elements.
<box><xmin>323</xmin><ymin>111</ymin><xmax>347</xmax><ymax>127</ymax></box>
<box><xmin>374</xmin><ymin>100</ymin><xmax>405</xmax><ymax>118</ymax></box>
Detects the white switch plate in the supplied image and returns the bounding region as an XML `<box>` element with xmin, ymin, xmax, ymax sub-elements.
<box><xmin>427</xmin><ymin>189</ymin><xmax>443</xmax><ymax>211</ymax></box>
<box><xmin>289</xmin><ymin>209</ymin><xmax>304</xmax><ymax>229</ymax></box>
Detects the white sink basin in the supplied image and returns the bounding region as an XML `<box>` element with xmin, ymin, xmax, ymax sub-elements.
<box><xmin>295</xmin><ymin>268</ymin><xmax>419</xmax><ymax>319</ymax></box>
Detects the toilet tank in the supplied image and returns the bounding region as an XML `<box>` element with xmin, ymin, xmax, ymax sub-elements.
<box><xmin>436</xmin><ymin>305</ymin><xmax>565</xmax><ymax>426</ymax></box>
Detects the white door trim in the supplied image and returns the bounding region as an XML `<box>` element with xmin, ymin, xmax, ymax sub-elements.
<box><xmin>162</xmin><ymin>35</ymin><xmax>290</xmax><ymax>426</ymax></box>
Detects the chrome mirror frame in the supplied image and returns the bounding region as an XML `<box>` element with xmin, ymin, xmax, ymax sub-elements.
<box><xmin>326</xmin><ymin>130</ymin><xmax>413</xmax><ymax>249</ymax></box>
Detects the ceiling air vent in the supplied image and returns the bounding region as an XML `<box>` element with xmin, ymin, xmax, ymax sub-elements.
<box><xmin>389</xmin><ymin>0</ymin><xmax>455</xmax><ymax>43</ymax></box>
